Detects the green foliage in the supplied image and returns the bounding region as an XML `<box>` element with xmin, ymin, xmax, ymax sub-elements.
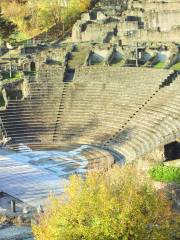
<box><xmin>0</xmin><ymin>9</ymin><xmax>17</xmax><ymax>41</ymax></box>
<box><xmin>1</xmin><ymin>71</ymin><xmax>22</xmax><ymax>81</ymax></box>
<box><xmin>33</xmin><ymin>165</ymin><xmax>177</xmax><ymax>240</ymax></box>
<box><xmin>149</xmin><ymin>165</ymin><xmax>180</xmax><ymax>183</ymax></box>
<box><xmin>11</xmin><ymin>31</ymin><xmax>29</xmax><ymax>43</ymax></box>
<box><xmin>0</xmin><ymin>0</ymin><xmax>90</xmax><ymax>40</ymax></box>
<box><xmin>154</xmin><ymin>62</ymin><xmax>166</xmax><ymax>69</ymax></box>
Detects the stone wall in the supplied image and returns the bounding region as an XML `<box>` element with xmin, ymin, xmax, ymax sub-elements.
<box><xmin>122</xmin><ymin>28</ymin><xmax>180</xmax><ymax>44</ymax></box>
<box><xmin>72</xmin><ymin>0</ymin><xmax>180</xmax><ymax>45</ymax></box>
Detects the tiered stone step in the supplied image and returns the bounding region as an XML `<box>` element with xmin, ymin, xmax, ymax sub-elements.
<box><xmin>110</xmin><ymin>75</ymin><xmax>180</xmax><ymax>161</ymax></box>
<box><xmin>1</xmin><ymin>65</ymin><xmax>178</xmax><ymax>161</ymax></box>
<box><xmin>54</xmin><ymin>66</ymin><xmax>172</xmax><ymax>146</ymax></box>
<box><xmin>0</xmin><ymin>64</ymin><xmax>66</xmax><ymax>145</ymax></box>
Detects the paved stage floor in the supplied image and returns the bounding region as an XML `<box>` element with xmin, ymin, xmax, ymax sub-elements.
<box><xmin>0</xmin><ymin>146</ymin><xmax>89</xmax><ymax>207</ymax></box>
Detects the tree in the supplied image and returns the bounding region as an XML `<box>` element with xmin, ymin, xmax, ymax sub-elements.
<box><xmin>33</xmin><ymin>165</ymin><xmax>178</xmax><ymax>240</ymax></box>
<box><xmin>0</xmin><ymin>0</ymin><xmax>91</xmax><ymax>40</ymax></box>
<box><xmin>0</xmin><ymin>9</ymin><xmax>17</xmax><ymax>41</ymax></box>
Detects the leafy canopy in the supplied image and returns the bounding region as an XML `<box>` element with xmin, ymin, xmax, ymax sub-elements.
<box><xmin>33</xmin><ymin>165</ymin><xmax>178</xmax><ymax>240</ymax></box>
<box><xmin>0</xmin><ymin>9</ymin><xmax>17</xmax><ymax>41</ymax></box>
<box><xmin>0</xmin><ymin>0</ymin><xmax>90</xmax><ymax>39</ymax></box>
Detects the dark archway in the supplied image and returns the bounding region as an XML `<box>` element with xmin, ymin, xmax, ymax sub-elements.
<box><xmin>0</xmin><ymin>93</ymin><xmax>5</xmax><ymax>107</ymax></box>
<box><xmin>30</xmin><ymin>61</ymin><xmax>36</xmax><ymax>71</ymax></box>
<box><xmin>164</xmin><ymin>141</ymin><xmax>180</xmax><ymax>160</ymax></box>
<box><xmin>6</xmin><ymin>89</ymin><xmax>23</xmax><ymax>100</ymax></box>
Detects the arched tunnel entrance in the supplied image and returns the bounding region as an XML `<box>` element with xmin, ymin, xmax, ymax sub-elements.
<box><xmin>30</xmin><ymin>62</ymin><xmax>36</xmax><ymax>71</ymax></box>
<box><xmin>164</xmin><ymin>141</ymin><xmax>180</xmax><ymax>160</ymax></box>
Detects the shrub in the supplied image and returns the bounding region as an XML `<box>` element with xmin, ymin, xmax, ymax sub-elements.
<box><xmin>33</xmin><ymin>165</ymin><xmax>177</xmax><ymax>240</ymax></box>
<box><xmin>149</xmin><ymin>165</ymin><xmax>180</xmax><ymax>183</ymax></box>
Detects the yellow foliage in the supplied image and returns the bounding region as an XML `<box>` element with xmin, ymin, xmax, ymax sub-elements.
<box><xmin>0</xmin><ymin>0</ymin><xmax>90</xmax><ymax>39</ymax></box>
<box><xmin>33</xmin><ymin>165</ymin><xmax>177</xmax><ymax>240</ymax></box>
<box><xmin>70</xmin><ymin>0</ymin><xmax>90</xmax><ymax>12</ymax></box>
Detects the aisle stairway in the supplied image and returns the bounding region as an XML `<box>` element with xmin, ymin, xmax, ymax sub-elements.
<box><xmin>103</xmin><ymin>71</ymin><xmax>179</xmax><ymax>146</ymax></box>
<box><xmin>0</xmin><ymin>64</ymin><xmax>65</xmax><ymax>149</ymax></box>
<box><xmin>53</xmin><ymin>83</ymin><xmax>68</xmax><ymax>141</ymax></box>
<box><xmin>56</xmin><ymin>67</ymin><xmax>174</xmax><ymax>146</ymax></box>
<box><xmin>105</xmin><ymin>72</ymin><xmax>180</xmax><ymax>161</ymax></box>
<box><xmin>0</xmin><ymin>65</ymin><xmax>179</xmax><ymax>163</ymax></box>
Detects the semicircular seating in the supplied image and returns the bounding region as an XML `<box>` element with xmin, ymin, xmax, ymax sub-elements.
<box><xmin>0</xmin><ymin>65</ymin><xmax>179</xmax><ymax>162</ymax></box>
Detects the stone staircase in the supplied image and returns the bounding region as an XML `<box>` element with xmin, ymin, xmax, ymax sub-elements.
<box><xmin>53</xmin><ymin>67</ymin><xmax>174</xmax><ymax>148</ymax></box>
<box><xmin>104</xmin><ymin>72</ymin><xmax>180</xmax><ymax>162</ymax></box>
<box><xmin>53</xmin><ymin>83</ymin><xmax>68</xmax><ymax>142</ymax></box>
<box><xmin>0</xmin><ymin>64</ymin><xmax>65</xmax><ymax>149</ymax></box>
<box><xmin>0</xmin><ymin>65</ymin><xmax>179</xmax><ymax>163</ymax></box>
<box><xmin>0</xmin><ymin>226</ymin><xmax>33</xmax><ymax>240</ymax></box>
<box><xmin>103</xmin><ymin>71</ymin><xmax>179</xmax><ymax>147</ymax></box>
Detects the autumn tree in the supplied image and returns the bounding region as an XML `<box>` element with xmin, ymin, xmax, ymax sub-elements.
<box><xmin>33</xmin><ymin>165</ymin><xmax>178</xmax><ymax>240</ymax></box>
<box><xmin>0</xmin><ymin>0</ymin><xmax>91</xmax><ymax>39</ymax></box>
<box><xmin>0</xmin><ymin>9</ymin><xmax>17</xmax><ymax>42</ymax></box>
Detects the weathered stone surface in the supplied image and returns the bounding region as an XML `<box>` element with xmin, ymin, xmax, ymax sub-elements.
<box><xmin>0</xmin><ymin>226</ymin><xmax>33</xmax><ymax>240</ymax></box>
<box><xmin>72</xmin><ymin>0</ymin><xmax>180</xmax><ymax>44</ymax></box>
<box><xmin>164</xmin><ymin>159</ymin><xmax>180</xmax><ymax>167</ymax></box>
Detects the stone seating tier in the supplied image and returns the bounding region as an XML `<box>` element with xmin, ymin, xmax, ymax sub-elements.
<box><xmin>0</xmin><ymin>66</ymin><xmax>179</xmax><ymax>163</ymax></box>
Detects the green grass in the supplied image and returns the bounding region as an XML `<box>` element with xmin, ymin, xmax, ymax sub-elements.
<box><xmin>149</xmin><ymin>165</ymin><xmax>180</xmax><ymax>184</ymax></box>
<box><xmin>171</xmin><ymin>62</ymin><xmax>180</xmax><ymax>71</ymax></box>
<box><xmin>154</xmin><ymin>62</ymin><xmax>166</xmax><ymax>69</ymax></box>
<box><xmin>10</xmin><ymin>31</ymin><xmax>30</xmax><ymax>45</ymax></box>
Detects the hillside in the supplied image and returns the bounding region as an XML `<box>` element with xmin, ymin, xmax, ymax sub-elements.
<box><xmin>0</xmin><ymin>0</ymin><xmax>91</xmax><ymax>43</ymax></box>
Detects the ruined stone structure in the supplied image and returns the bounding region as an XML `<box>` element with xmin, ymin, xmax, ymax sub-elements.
<box><xmin>72</xmin><ymin>0</ymin><xmax>180</xmax><ymax>44</ymax></box>
<box><xmin>0</xmin><ymin>0</ymin><xmax>179</xmax><ymax>165</ymax></box>
<box><xmin>0</xmin><ymin>61</ymin><xmax>179</xmax><ymax>163</ymax></box>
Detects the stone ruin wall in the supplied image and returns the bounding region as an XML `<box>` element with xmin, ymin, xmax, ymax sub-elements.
<box><xmin>72</xmin><ymin>0</ymin><xmax>180</xmax><ymax>44</ymax></box>
<box><xmin>122</xmin><ymin>28</ymin><xmax>180</xmax><ymax>45</ymax></box>
<box><xmin>128</xmin><ymin>0</ymin><xmax>180</xmax><ymax>32</ymax></box>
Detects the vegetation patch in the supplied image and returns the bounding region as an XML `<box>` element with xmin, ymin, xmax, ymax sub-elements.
<box><xmin>33</xmin><ymin>165</ymin><xmax>178</xmax><ymax>240</ymax></box>
<box><xmin>1</xmin><ymin>72</ymin><xmax>22</xmax><ymax>81</ymax></box>
<box><xmin>0</xmin><ymin>72</ymin><xmax>23</xmax><ymax>87</ymax></box>
<box><xmin>154</xmin><ymin>62</ymin><xmax>166</xmax><ymax>69</ymax></box>
<box><xmin>0</xmin><ymin>0</ymin><xmax>91</xmax><ymax>42</ymax></box>
<box><xmin>171</xmin><ymin>62</ymin><xmax>180</xmax><ymax>71</ymax></box>
<box><xmin>149</xmin><ymin>165</ymin><xmax>180</xmax><ymax>183</ymax></box>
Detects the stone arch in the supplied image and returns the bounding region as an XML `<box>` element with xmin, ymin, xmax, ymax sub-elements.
<box><xmin>23</xmin><ymin>62</ymin><xmax>30</xmax><ymax>71</ymax></box>
<box><xmin>30</xmin><ymin>61</ymin><xmax>36</xmax><ymax>71</ymax></box>
<box><xmin>164</xmin><ymin>141</ymin><xmax>180</xmax><ymax>160</ymax></box>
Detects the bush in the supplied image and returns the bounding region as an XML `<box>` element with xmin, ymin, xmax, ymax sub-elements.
<box><xmin>149</xmin><ymin>165</ymin><xmax>180</xmax><ymax>183</ymax></box>
<box><xmin>33</xmin><ymin>165</ymin><xmax>177</xmax><ymax>240</ymax></box>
